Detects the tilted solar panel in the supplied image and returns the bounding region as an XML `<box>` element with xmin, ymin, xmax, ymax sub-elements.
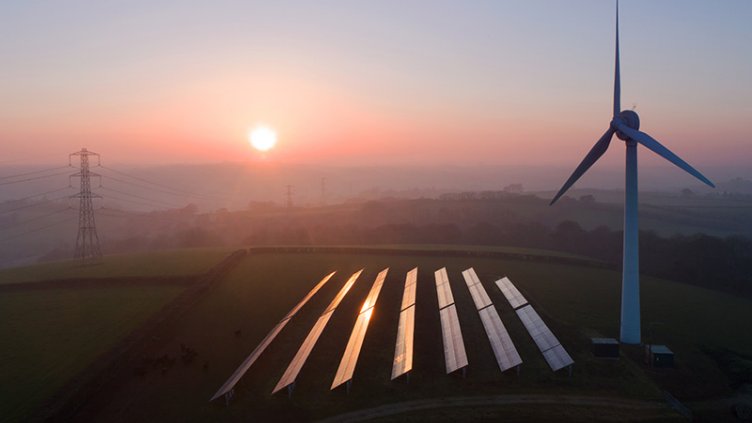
<box><xmin>439</xmin><ymin>304</ymin><xmax>468</xmax><ymax>374</ymax></box>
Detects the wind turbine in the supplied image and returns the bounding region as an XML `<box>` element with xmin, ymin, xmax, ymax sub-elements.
<box><xmin>549</xmin><ymin>1</ymin><xmax>714</xmax><ymax>345</ymax></box>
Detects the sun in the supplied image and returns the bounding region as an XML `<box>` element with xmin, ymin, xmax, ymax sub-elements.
<box><xmin>248</xmin><ymin>126</ymin><xmax>277</xmax><ymax>152</ymax></box>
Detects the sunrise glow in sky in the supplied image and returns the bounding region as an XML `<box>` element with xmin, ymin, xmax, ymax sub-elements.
<box><xmin>1</xmin><ymin>1</ymin><xmax>750</xmax><ymax>168</ymax></box>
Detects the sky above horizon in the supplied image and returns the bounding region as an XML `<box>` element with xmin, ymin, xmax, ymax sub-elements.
<box><xmin>1</xmin><ymin>1</ymin><xmax>750</xmax><ymax>178</ymax></box>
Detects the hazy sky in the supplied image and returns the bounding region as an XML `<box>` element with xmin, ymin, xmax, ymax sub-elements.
<box><xmin>2</xmin><ymin>0</ymin><xmax>750</xmax><ymax>173</ymax></box>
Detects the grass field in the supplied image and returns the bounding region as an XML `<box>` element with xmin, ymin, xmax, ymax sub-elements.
<box><xmin>0</xmin><ymin>247</ymin><xmax>235</xmax><ymax>285</ymax></box>
<box><xmin>0</xmin><ymin>284</ymin><xmax>184</xmax><ymax>422</ymax></box>
<box><xmin>72</xmin><ymin>250</ymin><xmax>752</xmax><ymax>421</ymax></box>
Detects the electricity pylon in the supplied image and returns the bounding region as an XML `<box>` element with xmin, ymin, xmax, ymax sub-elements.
<box><xmin>70</xmin><ymin>148</ymin><xmax>102</xmax><ymax>264</ymax></box>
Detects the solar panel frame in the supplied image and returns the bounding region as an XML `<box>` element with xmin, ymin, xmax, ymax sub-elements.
<box><xmin>211</xmin><ymin>271</ymin><xmax>337</xmax><ymax>401</ymax></box>
<box><xmin>466</xmin><ymin>279</ymin><xmax>493</xmax><ymax>309</ymax></box>
<box><xmin>495</xmin><ymin>277</ymin><xmax>528</xmax><ymax>310</ymax></box>
<box><xmin>325</xmin><ymin>270</ymin><xmax>363</xmax><ymax>313</ymax></box>
<box><xmin>331</xmin><ymin>308</ymin><xmax>373</xmax><ymax>389</ymax></box>
<box><xmin>434</xmin><ymin>267</ymin><xmax>455</xmax><ymax>309</ymax></box>
<box><xmin>331</xmin><ymin>269</ymin><xmax>389</xmax><ymax>389</ymax></box>
<box><xmin>272</xmin><ymin>270</ymin><xmax>363</xmax><ymax>394</ymax></box>
<box><xmin>439</xmin><ymin>305</ymin><xmax>468</xmax><ymax>374</ymax></box>
<box><xmin>282</xmin><ymin>271</ymin><xmax>337</xmax><ymax>320</ymax></box>
<box><xmin>478</xmin><ymin>306</ymin><xmax>523</xmax><ymax>371</ymax></box>
<box><xmin>516</xmin><ymin>305</ymin><xmax>559</xmax><ymax>352</ymax></box>
<box><xmin>400</xmin><ymin>267</ymin><xmax>418</xmax><ymax>311</ymax></box>
<box><xmin>273</xmin><ymin>311</ymin><xmax>334</xmax><ymax>394</ymax></box>
<box><xmin>461</xmin><ymin>268</ymin><xmax>481</xmax><ymax>286</ymax></box>
<box><xmin>515</xmin><ymin>304</ymin><xmax>574</xmax><ymax>372</ymax></box>
<box><xmin>542</xmin><ymin>344</ymin><xmax>574</xmax><ymax>371</ymax></box>
<box><xmin>360</xmin><ymin>268</ymin><xmax>388</xmax><ymax>313</ymax></box>
<box><xmin>391</xmin><ymin>304</ymin><xmax>415</xmax><ymax>380</ymax></box>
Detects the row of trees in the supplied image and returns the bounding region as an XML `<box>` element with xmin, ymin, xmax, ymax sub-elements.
<box><xmin>241</xmin><ymin>219</ymin><xmax>752</xmax><ymax>297</ymax></box>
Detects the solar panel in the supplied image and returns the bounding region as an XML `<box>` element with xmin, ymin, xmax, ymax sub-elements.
<box><xmin>360</xmin><ymin>268</ymin><xmax>388</xmax><ymax>313</ymax></box>
<box><xmin>434</xmin><ymin>267</ymin><xmax>455</xmax><ymax>309</ymax></box>
<box><xmin>273</xmin><ymin>312</ymin><xmax>333</xmax><ymax>394</ymax></box>
<box><xmin>400</xmin><ymin>267</ymin><xmax>418</xmax><ymax>311</ymax></box>
<box><xmin>461</xmin><ymin>268</ymin><xmax>492</xmax><ymax>309</ymax></box>
<box><xmin>325</xmin><ymin>270</ymin><xmax>364</xmax><ymax>313</ymax></box>
<box><xmin>391</xmin><ymin>304</ymin><xmax>415</xmax><ymax>380</ymax></box>
<box><xmin>332</xmin><ymin>269</ymin><xmax>389</xmax><ymax>389</ymax></box>
<box><xmin>332</xmin><ymin>308</ymin><xmax>373</xmax><ymax>389</ymax></box>
<box><xmin>516</xmin><ymin>305</ymin><xmax>559</xmax><ymax>352</ymax></box>
<box><xmin>439</xmin><ymin>305</ymin><xmax>468</xmax><ymax>374</ymax></box>
<box><xmin>211</xmin><ymin>271</ymin><xmax>337</xmax><ymax>401</ymax></box>
<box><xmin>272</xmin><ymin>270</ymin><xmax>363</xmax><ymax>394</ymax></box>
<box><xmin>542</xmin><ymin>344</ymin><xmax>574</xmax><ymax>371</ymax></box>
<box><xmin>478</xmin><ymin>307</ymin><xmax>522</xmax><ymax>371</ymax></box>
<box><xmin>460</xmin><ymin>268</ymin><xmax>521</xmax><ymax>372</ymax></box>
<box><xmin>495</xmin><ymin>277</ymin><xmax>528</xmax><ymax>310</ymax></box>
<box><xmin>515</xmin><ymin>304</ymin><xmax>574</xmax><ymax>372</ymax></box>
<box><xmin>283</xmin><ymin>271</ymin><xmax>338</xmax><ymax>320</ymax></box>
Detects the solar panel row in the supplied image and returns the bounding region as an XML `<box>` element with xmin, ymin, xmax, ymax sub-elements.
<box><xmin>211</xmin><ymin>271</ymin><xmax>337</xmax><ymax>402</ymax></box>
<box><xmin>332</xmin><ymin>269</ymin><xmax>389</xmax><ymax>390</ymax></box>
<box><xmin>461</xmin><ymin>268</ymin><xmax>522</xmax><ymax>372</ymax></box>
<box><xmin>392</xmin><ymin>268</ymin><xmax>417</xmax><ymax>380</ymax></box>
<box><xmin>273</xmin><ymin>269</ymin><xmax>363</xmax><ymax>394</ymax></box>
<box><xmin>434</xmin><ymin>268</ymin><xmax>468</xmax><ymax>374</ymax></box>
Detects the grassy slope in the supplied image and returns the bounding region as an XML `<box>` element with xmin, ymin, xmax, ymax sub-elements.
<box><xmin>0</xmin><ymin>285</ymin><xmax>183</xmax><ymax>422</ymax></box>
<box><xmin>85</xmin><ymin>251</ymin><xmax>752</xmax><ymax>421</ymax></box>
<box><xmin>0</xmin><ymin>247</ymin><xmax>235</xmax><ymax>285</ymax></box>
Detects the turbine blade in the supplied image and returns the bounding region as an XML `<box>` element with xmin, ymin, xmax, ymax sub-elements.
<box><xmin>550</xmin><ymin>128</ymin><xmax>615</xmax><ymax>205</ymax></box>
<box><xmin>613</xmin><ymin>122</ymin><xmax>715</xmax><ymax>188</ymax></box>
<box><xmin>613</xmin><ymin>0</ymin><xmax>621</xmax><ymax>117</ymax></box>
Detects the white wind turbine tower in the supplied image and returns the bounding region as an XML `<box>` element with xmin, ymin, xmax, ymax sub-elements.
<box><xmin>549</xmin><ymin>0</ymin><xmax>715</xmax><ymax>344</ymax></box>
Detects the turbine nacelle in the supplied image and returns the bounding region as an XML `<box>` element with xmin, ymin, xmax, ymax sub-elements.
<box><xmin>612</xmin><ymin>110</ymin><xmax>640</xmax><ymax>141</ymax></box>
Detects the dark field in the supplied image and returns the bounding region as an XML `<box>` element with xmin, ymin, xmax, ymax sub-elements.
<box><xmin>0</xmin><ymin>284</ymin><xmax>183</xmax><ymax>422</ymax></box>
<box><xmin>54</xmin><ymin>250</ymin><xmax>752</xmax><ymax>422</ymax></box>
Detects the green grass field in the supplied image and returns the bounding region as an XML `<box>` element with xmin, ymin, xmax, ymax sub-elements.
<box><xmin>0</xmin><ymin>285</ymin><xmax>183</xmax><ymax>422</ymax></box>
<box><xmin>0</xmin><ymin>247</ymin><xmax>235</xmax><ymax>285</ymax></box>
<box><xmin>73</xmin><ymin>250</ymin><xmax>752</xmax><ymax>421</ymax></box>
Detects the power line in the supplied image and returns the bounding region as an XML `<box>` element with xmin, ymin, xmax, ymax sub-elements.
<box><xmin>101</xmin><ymin>193</ymin><xmax>173</xmax><ymax>210</ymax></box>
<box><xmin>2</xmin><ymin>216</ymin><xmax>76</xmax><ymax>242</ymax></box>
<box><xmin>0</xmin><ymin>170</ymin><xmax>72</xmax><ymax>186</ymax></box>
<box><xmin>0</xmin><ymin>207</ymin><xmax>75</xmax><ymax>231</ymax></box>
<box><xmin>99</xmin><ymin>186</ymin><xmax>183</xmax><ymax>209</ymax></box>
<box><xmin>98</xmin><ymin>165</ymin><xmax>224</xmax><ymax>200</ymax></box>
<box><xmin>98</xmin><ymin>173</ymin><xmax>196</xmax><ymax>199</ymax></box>
<box><xmin>0</xmin><ymin>165</ymin><xmax>70</xmax><ymax>181</ymax></box>
<box><xmin>0</xmin><ymin>186</ymin><xmax>73</xmax><ymax>206</ymax></box>
<box><xmin>97</xmin><ymin>207</ymin><xmax>192</xmax><ymax>225</ymax></box>
<box><xmin>0</xmin><ymin>194</ymin><xmax>73</xmax><ymax>215</ymax></box>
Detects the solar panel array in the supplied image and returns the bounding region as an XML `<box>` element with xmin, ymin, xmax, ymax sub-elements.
<box><xmin>495</xmin><ymin>277</ymin><xmax>528</xmax><ymax>310</ymax></box>
<box><xmin>211</xmin><ymin>271</ymin><xmax>337</xmax><ymax>401</ymax></box>
<box><xmin>392</xmin><ymin>267</ymin><xmax>417</xmax><ymax>380</ymax></box>
<box><xmin>332</xmin><ymin>268</ymin><xmax>389</xmax><ymax>390</ymax></box>
<box><xmin>461</xmin><ymin>268</ymin><xmax>522</xmax><ymax>372</ymax></box>
<box><xmin>434</xmin><ymin>267</ymin><xmax>468</xmax><ymax>374</ymax></box>
<box><xmin>216</xmin><ymin>265</ymin><xmax>576</xmax><ymax>401</ymax></box>
<box><xmin>273</xmin><ymin>270</ymin><xmax>363</xmax><ymax>394</ymax></box>
<box><xmin>516</xmin><ymin>304</ymin><xmax>574</xmax><ymax>372</ymax></box>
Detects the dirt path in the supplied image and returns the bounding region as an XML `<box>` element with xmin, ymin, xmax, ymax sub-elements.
<box><xmin>318</xmin><ymin>394</ymin><xmax>677</xmax><ymax>422</ymax></box>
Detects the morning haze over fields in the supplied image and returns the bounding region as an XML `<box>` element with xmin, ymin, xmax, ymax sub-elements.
<box><xmin>1</xmin><ymin>1</ymin><xmax>752</xmax><ymax>422</ymax></box>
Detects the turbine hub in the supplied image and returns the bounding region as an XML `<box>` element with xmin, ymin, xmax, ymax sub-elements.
<box><xmin>614</xmin><ymin>110</ymin><xmax>640</xmax><ymax>141</ymax></box>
